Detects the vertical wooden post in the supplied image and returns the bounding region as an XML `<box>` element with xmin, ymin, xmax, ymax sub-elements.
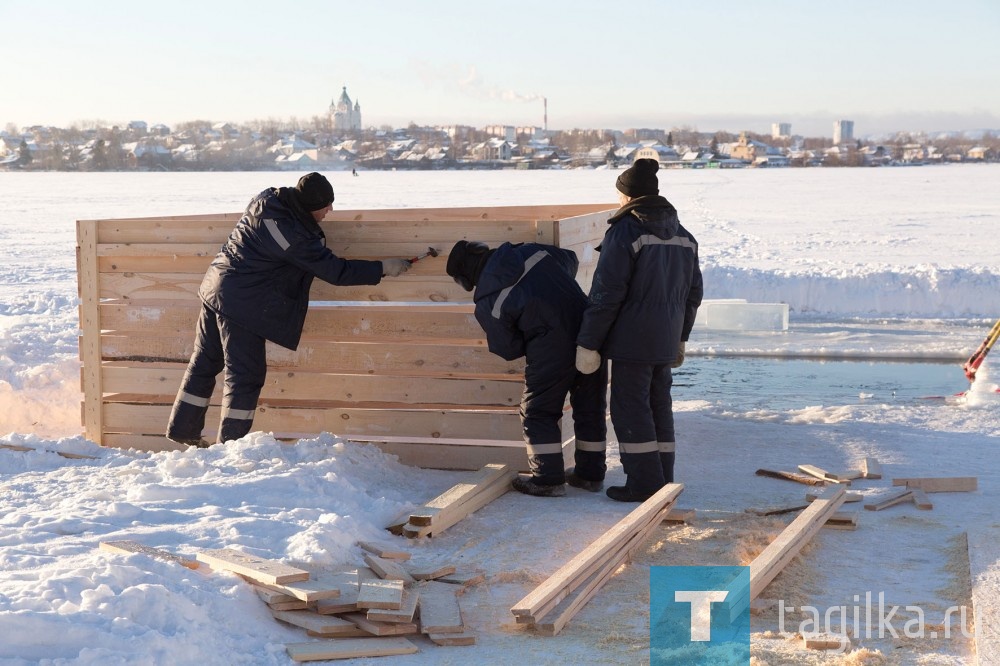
<box><xmin>536</xmin><ymin>219</ymin><xmax>556</xmax><ymax>246</ymax></box>
<box><xmin>76</xmin><ymin>219</ymin><xmax>103</xmax><ymax>444</ymax></box>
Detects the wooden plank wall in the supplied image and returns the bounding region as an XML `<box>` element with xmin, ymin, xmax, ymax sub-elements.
<box><xmin>76</xmin><ymin>203</ymin><xmax>613</xmax><ymax>464</ymax></box>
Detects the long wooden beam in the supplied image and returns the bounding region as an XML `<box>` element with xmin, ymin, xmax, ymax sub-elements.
<box><xmin>751</xmin><ymin>486</ymin><xmax>846</xmax><ymax>598</ymax></box>
<box><xmin>511</xmin><ymin>483</ymin><xmax>683</xmax><ymax>619</ymax></box>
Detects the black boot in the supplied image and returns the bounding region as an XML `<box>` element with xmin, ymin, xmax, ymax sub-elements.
<box><xmin>512</xmin><ymin>475</ymin><xmax>566</xmax><ymax>497</ymax></box>
<box><xmin>566</xmin><ymin>468</ymin><xmax>603</xmax><ymax>492</ymax></box>
<box><xmin>606</xmin><ymin>485</ymin><xmax>654</xmax><ymax>503</ymax></box>
<box><xmin>167</xmin><ymin>436</ymin><xmax>212</xmax><ymax>448</ymax></box>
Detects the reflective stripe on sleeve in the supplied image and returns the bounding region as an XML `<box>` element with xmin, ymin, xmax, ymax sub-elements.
<box><xmin>263</xmin><ymin>218</ymin><xmax>290</xmax><ymax>250</ymax></box>
<box><xmin>658</xmin><ymin>441</ymin><xmax>676</xmax><ymax>453</ymax></box>
<box><xmin>631</xmin><ymin>234</ymin><xmax>696</xmax><ymax>254</ymax></box>
<box><xmin>491</xmin><ymin>250</ymin><xmax>549</xmax><ymax>319</ymax></box>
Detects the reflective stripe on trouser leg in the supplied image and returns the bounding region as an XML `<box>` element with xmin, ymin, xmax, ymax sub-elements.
<box><xmin>659</xmin><ymin>442</ymin><xmax>676</xmax><ymax>484</ymax></box>
<box><xmin>570</xmin><ymin>360</ymin><xmax>609</xmax><ymax>482</ymax></box>
<box><xmin>650</xmin><ymin>364</ymin><xmax>675</xmax><ymax>443</ymax></box>
<box><xmin>216</xmin><ymin>314</ymin><xmax>267</xmax><ymax>443</ymax></box>
<box><xmin>618</xmin><ymin>440</ymin><xmax>664</xmax><ymax>494</ymax></box>
<box><xmin>523</xmin><ymin>442</ymin><xmax>565</xmax><ymax>486</ymax></box>
<box><xmin>574</xmin><ymin>440</ymin><xmax>607</xmax><ymax>483</ymax></box>
<box><xmin>521</xmin><ymin>355</ymin><xmax>575</xmax><ymax>485</ymax></box>
<box><xmin>166</xmin><ymin>304</ymin><xmax>224</xmax><ymax>442</ymax></box>
<box><xmin>609</xmin><ymin>361</ymin><xmax>664</xmax><ymax>493</ymax></box>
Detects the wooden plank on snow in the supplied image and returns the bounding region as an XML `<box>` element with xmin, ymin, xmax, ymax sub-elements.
<box><xmin>910</xmin><ymin>488</ymin><xmax>934</xmax><ymax>510</ymax></box>
<box><xmin>892</xmin><ymin>477</ymin><xmax>977</xmax><ymax>493</ymax></box>
<box><xmin>357</xmin><ymin>541</ymin><xmax>410</xmax><ymax>561</ymax></box>
<box><xmin>406</xmin><ymin>464</ymin><xmax>513</xmax><ymax>526</ymax></box>
<box><xmin>511</xmin><ymin>483</ymin><xmax>683</xmax><ymax>619</ymax></box>
<box><xmin>99</xmin><ymin>540</ymin><xmax>199</xmax><ymax>569</ymax></box>
<box><xmin>356</xmin><ymin>579</ymin><xmax>405</xmax><ymax>610</ymax></box>
<box><xmin>532</xmin><ymin>504</ymin><xmax>670</xmax><ymax>636</ymax></box>
<box><xmin>407</xmin><ymin>562</ymin><xmax>456</xmax><ymax>581</ymax></box>
<box><xmin>195</xmin><ymin>548</ymin><xmax>309</xmax><ymax>585</ymax></box>
<box><xmin>861</xmin><ymin>457</ymin><xmax>883</xmax><ymax>479</ymax></box>
<box><xmin>428</xmin><ymin>630</ymin><xmax>476</xmax><ymax>646</ymax></box>
<box><xmin>755</xmin><ymin>468</ymin><xmax>826</xmax><ymax>486</ymax></box>
<box><xmin>437</xmin><ymin>569</ymin><xmax>487</xmax><ymax>588</ymax></box>
<box><xmin>366</xmin><ymin>588</ymin><xmax>419</xmax><ymax>623</ymax></box>
<box><xmin>363</xmin><ymin>554</ymin><xmax>416</xmax><ymax>583</ymax></box>
<box><xmin>403</xmin><ymin>466</ymin><xmax>516</xmax><ymax>538</ymax></box>
<box><xmin>864</xmin><ymin>488</ymin><xmax>914</xmax><ymax>511</ymax></box>
<box><xmin>806</xmin><ymin>491</ymin><xmax>862</xmax><ymax>503</ymax></box>
<box><xmin>250</xmin><ymin>572</ymin><xmax>344</xmax><ymax>602</ymax></box>
<box><xmin>312</xmin><ymin>571</ymin><xmax>361</xmax><ymax>615</ymax></box>
<box><xmin>418</xmin><ymin>581</ymin><xmax>465</xmax><ymax>634</ymax></box>
<box><xmin>256</xmin><ymin>587</ymin><xmax>308</xmax><ymax>610</ymax></box>
<box><xmin>735</xmin><ymin>486</ymin><xmax>847</xmax><ymax>619</ymax></box>
<box><xmin>285</xmin><ymin>637</ymin><xmax>418</xmax><ymax>662</ymax></box>
<box><xmin>747</xmin><ymin>503</ymin><xmax>810</xmax><ymax>516</ymax></box>
<box><xmin>341</xmin><ymin>612</ymin><xmax>419</xmax><ymax>637</ymax></box>
<box><xmin>798</xmin><ymin>464</ymin><xmax>850</xmax><ymax>485</ymax></box>
<box><xmin>272</xmin><ymin>609</ymin><xmax>362</xmax><ymax>636</ymax></box>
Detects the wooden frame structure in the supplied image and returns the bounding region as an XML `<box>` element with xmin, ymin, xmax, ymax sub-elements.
<box><xmin>76</xmin><ymin>203</ymin><xmax>613</xmax><ymax>469</ymax></box>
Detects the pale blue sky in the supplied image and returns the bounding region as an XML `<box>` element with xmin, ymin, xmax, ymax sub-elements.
<box><xmin>2</xmin><ymin>0</ymin><xmax>998</xmax><ymax>136</ymax></box>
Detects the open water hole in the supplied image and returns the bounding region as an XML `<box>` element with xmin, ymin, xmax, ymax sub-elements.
<box><xmin>673</xmin><ymin>357</ymin><xmax>967</xmax><ymax>411</ymax></box>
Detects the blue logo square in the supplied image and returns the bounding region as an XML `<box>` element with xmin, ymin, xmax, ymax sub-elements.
<box><xmin>650</xmin><ymin>566</ymin><xmax>751</xmax><ymax>665</ymax></box>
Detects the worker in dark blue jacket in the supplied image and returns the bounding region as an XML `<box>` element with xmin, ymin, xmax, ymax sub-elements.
<box><xmin>576</xmin><ymin>158</ymin><xmax>703</xmax><ymax>502</ymax></box>
<box><xmin>447</xmin><ymin>240</ymin><xmax>609</xmax><ymax>497</ymax></box>
<box><xmin>166</xmin><ymin>172</ymin><xmax>411</xmax><ymax>447</ymax></box>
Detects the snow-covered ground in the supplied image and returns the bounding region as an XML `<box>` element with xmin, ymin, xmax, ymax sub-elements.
<box><xmin>0</xmin><ymin>166</ymin><xmax>998</xmax><ymax>665</ymax></box>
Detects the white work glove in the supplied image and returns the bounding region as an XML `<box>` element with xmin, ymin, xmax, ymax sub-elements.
<box><xmin>576</xmin><ymin>346</ymin><xmax>601</xmax><ymax>375</ymax></box>
<box><xmin>381</xmin><ymin>258</ymin><xmax>411</xmax><ymax>277</ymax></box>
<box><xmin>671</xmin><ymin>341</ymin><xmax>686</xmax><ymax>368</ymax></box>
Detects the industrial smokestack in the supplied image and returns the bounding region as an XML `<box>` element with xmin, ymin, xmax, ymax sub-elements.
<box><xmin>544</xmin><ymin>97</ymin><xmax>547</xmax><ymax>132</ymax></box>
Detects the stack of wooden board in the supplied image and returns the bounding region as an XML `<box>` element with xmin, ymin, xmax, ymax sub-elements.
<box><xmin>387</xmin><ymin>464</ymin><xmax>515</xmax><ymax>538</ymax></box>
<box><xmin>510</xmin><ymin>483</ymin><xmax>684</xmax><ymax>636</ymax></box>
<box><xmin>191</xmin><ymin>546</ymin><xmax>479</xmax><ymax>661</ymax></box>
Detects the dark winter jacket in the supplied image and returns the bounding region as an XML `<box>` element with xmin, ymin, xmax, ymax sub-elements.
<box><xmin>199</xmin><ymin>187</ymin><xmax>383</xmax><ymax>350</ymax></box>
<box><xmin>473</xmin><ymin>242</ymin><xmax>587</xmax><ymax>364</ymax></box>
<box><xmin>577</xmin><ymin>195</ymin><xmax>703</xmax><ymax>364</ymax></box>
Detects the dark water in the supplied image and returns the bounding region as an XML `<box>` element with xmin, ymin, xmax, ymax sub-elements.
<box><xmin>674</xmin><ymin>357</ymin><xmax>966</xmax><ymax>410</ymax></box>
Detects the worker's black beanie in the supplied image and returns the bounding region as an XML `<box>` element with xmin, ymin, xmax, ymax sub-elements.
<box><xmin>295</xmin><ymin>172</ymin><xmax>335</xmax><ymax>211</ymax></box>
<box><xmin>446</xmin><ymin>240</ymin><xmax>492</xmax><ymax>291</ymax></box>
<box><xmin>616</xmin><ymin>158</ymin><xmax>659</xmax><ymax>197</ymax></box>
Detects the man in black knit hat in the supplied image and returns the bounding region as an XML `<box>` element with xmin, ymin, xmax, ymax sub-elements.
<box><xmin>447</xmin><ymin>240</ymin><xmax>609</xmax><ymax>497</ymax></box>
<box><xmin>576</xmin><ymin>158</ymin><xmax>703</xmax><ymax>502</ymax></box>
<box><xmin>166</xmin><ymin>172</ymin><xmax>411</xmax><ymax>447</ymax></box>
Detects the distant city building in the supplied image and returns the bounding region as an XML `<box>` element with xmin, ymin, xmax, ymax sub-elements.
<box><xmin>331</xmin><ymin>86</ymin><xmax>362</xmax><ymax>132</ymax></box>
<box><xmin>484</xmin><ymin>125</ymin><xmax>516</xmax><ymax>141</ymax></box>
<box><xmin>772</xmin><ymin>123</ymin><xmax>791</xmax><ymax>139</ymax></box>
<box><xmin>834</xmin><ymin>120</ymin><xmax>854</xmax><ymax>144</ymax></box>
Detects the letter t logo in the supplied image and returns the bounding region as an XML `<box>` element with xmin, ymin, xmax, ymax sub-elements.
<box><xmin>674</xmin><ymin>590</ymin><xmax>729</xmax><ymax>641</ymax></box>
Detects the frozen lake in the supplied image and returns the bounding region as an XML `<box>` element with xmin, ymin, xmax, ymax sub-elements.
<box><xmin>0</xmin><ymin>166</ymin><xmax>997</xmax><ymax>436</ymax></box>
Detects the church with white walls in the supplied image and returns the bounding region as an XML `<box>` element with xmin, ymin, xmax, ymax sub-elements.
<box><xmin>330</xmin><ymin>87</ymin><xmax>362</xmax><ymax>132</ymax></box>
